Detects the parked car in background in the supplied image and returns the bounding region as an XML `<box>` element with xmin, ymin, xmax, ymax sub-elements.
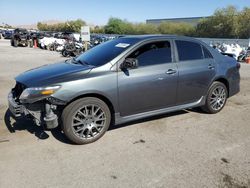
<box><xmin>3</xmin><ymin>30</ymin><xmax>13</xmax><ymax>39</ymax></box>
<box><xmin>8</xmin><ymin>35</ymin><xmax>240</xmax><ymax>144</ymax></box>
<box><xmin>11</xmin><ymin>28</ymin><xmax>32</xmax><ymax>47</ymax></box>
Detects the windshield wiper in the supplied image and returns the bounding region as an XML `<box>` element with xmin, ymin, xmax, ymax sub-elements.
<box><xmin>72</xmin><ymin>57</ymin><xmax>91</xmax><ymax>66</ymax></box>
<box><xmin>64</xmin><ymin>58</ymin><xmax>71</xmax><ymax>62</ymax></box>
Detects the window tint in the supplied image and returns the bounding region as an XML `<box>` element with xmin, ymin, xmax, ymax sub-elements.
<box><xmin>202</xmin><ymin>46</ymin><xmax>213</xmax><ymax>59</ymax></box>
<box><xmin>128</xmin><ymin>41</ymin><xmax>172</xmax><ymax>66</ymax></box>
<box><xmin>176</xmin><ymin>40</ymin><xmax>203</xmax><ymax>61</ymax></box>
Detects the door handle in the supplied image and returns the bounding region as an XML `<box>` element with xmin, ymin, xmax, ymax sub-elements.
<box><xmin>166</xmin><ymin>69</ymin><xmax>177</xmax><ymax>75</ymax></box>
<box><xmin>208</xmin><ymin>64</ymin><xmax>215</xmax><ymax>70</ymax></box>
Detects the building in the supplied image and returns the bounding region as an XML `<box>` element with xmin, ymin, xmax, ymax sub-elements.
<box><xmin>146</xmin><ymin>16</ymin><xmax>210</xmax><ymax>26</ymax></box>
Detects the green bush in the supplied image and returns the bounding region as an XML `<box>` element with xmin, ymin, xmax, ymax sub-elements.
<box><xmin>37</xmin><ymin>19</ymin><xmax>85</xmax><ymax>32</ymax></box>
<box><xmin>196</xmin><ymin>6</ymin><xmax>250</xmax><ymax>38</ymax></box>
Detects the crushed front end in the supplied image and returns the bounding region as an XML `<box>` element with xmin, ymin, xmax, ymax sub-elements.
<box><xmin>8</xmin><ymin>82</ymin><xmax>64</xmax><ymax>129</ymax></box>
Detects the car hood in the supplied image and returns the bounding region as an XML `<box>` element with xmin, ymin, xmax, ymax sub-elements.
<box><xmin>15</xmin><ymin>60</ymin><xmax>94</xmax><ymax>87</ymax></box>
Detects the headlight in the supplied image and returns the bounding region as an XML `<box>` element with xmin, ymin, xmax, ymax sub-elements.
<box><xmin>19</xmin><ymin>86</ymin><xmax>61</xmax><ymax>103</ymax></box>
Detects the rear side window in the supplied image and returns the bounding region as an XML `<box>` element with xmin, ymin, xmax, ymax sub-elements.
<box><xmin>128</xmin><ymin>41</ymin><xmax>172</xmax><ymax>66</ymax></box>
<box><xmin>176</xmin><ymin>40</ymin><xmax>203</xmax><ymax>61</ymax></box>
<box><xmin>202</xmin><ymin>46</ymin><xmax>213</xmax><ymax>59</ymax></box>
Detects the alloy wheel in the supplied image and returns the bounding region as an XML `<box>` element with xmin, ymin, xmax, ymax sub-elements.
<box><xmin>209</xmin><ymin>85</ymin><xmax>227</xmax><ymax>111</ymax></box>
<box><xmin>72</xmin><ymin>105</ymin><xmax>106</xmax><ymax>140</ymax></box>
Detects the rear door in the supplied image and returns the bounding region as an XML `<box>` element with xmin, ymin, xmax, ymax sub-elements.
<box><xmin>175</xmin><ymin>40</ymin><xmax>216</xmax><ymax>105</ymax></box>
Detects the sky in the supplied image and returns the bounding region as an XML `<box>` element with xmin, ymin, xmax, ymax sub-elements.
<box><xmin>0</xmin><ymin>0</ymin><xmax>249</xmax><ymax>26</ymax></box>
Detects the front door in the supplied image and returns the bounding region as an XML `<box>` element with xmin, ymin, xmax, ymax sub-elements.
<box><xmin>118</xmin><ymin>40</ymin><xmax>178</xmax><ymax>117</ymax></box>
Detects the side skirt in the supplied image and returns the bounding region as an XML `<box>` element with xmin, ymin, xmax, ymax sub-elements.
<box><xmin>115</xmin><ymin>96</ymin><xmax>205</xmax><ymax>125</ymax></box>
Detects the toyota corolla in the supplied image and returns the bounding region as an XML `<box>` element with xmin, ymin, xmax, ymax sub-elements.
<box><xmin>8</xmin><ymin>35</ymin><xmax>240</xmax><ymax>144</ymax></box>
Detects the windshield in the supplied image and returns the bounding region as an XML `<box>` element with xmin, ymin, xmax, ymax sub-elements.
<box><xmin>75</xmin><ymin>37</ymin><xmax>140</xmax><ymax>67</ymax></box>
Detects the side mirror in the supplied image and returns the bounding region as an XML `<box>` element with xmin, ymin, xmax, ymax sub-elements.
<box><xmin>120</xmin><ymin>58</ymin><xmax>138</xmax><ymax>70</ymax></box>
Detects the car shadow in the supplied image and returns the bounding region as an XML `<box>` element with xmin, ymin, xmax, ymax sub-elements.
<box><xmin>4</xmin><ymin>109</ymin><xmax>75</xmax><ymax>144</ymax></box>
<box><xmin>187</xmin><ymin>107</ymin><xmax>208</xmax><ymax>114</ymax></box>
<box><xmin>50</xmin><ymin>127</ymin><xmax>75</xmax><ymax>145</ymax></box>
<box><xmin>4</xmin><ymin>109</ymin><xmax>50</xmax><ymax>140</ymax></box>
<box><xmin>108</xmin><ymin>110</ymin><xmax>188</xmax><ymax>131</ymax></box>
<box><xmin>4</xmin><ymin>108</ymin><xmax>196</xmax><ymax>144</ymax></box>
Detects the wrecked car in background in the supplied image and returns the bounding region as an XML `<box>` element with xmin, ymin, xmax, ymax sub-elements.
<box><xmin>3</xmin><ymin>29</ymin><xmax>14</xmax><ymax>39</ymax></box>
<box><xmin>11</xmin><ymin>28</ymin><xmax>33</xmax><ymax>47</ymax></box>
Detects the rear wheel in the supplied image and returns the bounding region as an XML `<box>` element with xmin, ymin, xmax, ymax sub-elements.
<box><xmin>201</xmin><ymin>81</ymin><xmax>228</xmax><ymax>114</ymax></box>
<box><xmin>62</xmin><ymin>97</ymin><xmax>111</xmax><ymax>144</ymax></box>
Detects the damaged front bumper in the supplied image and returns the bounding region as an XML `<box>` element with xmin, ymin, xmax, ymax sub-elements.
<box><xmin>8</xmin><ymin>92</ymin><xmax>25</xmax><ymax>118</ymax></box>
<box><xmin>8</xmin><ymin>92</ymin><xmax>59</xmax><ymax>129</ymax></box>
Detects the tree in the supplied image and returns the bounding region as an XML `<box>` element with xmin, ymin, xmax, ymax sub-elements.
<box><xmin>104</xmin><ymin>18</ymin><xmax>158</xmax><ymax>34</ymax></box>
<box><xmin>195</xmin><ymin>6</ymin><xmax>249</xmax><ymax>38</ymax></box>
<box><xmin>37</xmin><ymin>19</ymin><xmax>86</xmax><ymax>32</ymax></box>
<box><xmin>104</xmin><ymin>18</ymin><xmax>126</xmax><ymax>34</ymax></box>
<box><xmin>91</xmin><ymin>26</ymin><xmax>105</xmax><ymax>33</ymax></box>
<box><xmin>37</xmin><ymin>22</ymin><xmax>48</xmax><ymax>31</ymax></box>
<box><xmin>237</xmin><ymin>7</ymin><xmax>250</xmax><ymax>38</ymax></box>
<box><xmin>158</xmin><ymin>22</ymin><xmax>195</xmax><ymax>36</ymax></box>
<box><xmin>132</xmin><ymin>23</ymin><xmax>158</xmax><ymax>34</ymax></box>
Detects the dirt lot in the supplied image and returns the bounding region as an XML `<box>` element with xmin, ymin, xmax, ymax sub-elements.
<box><xmin>0</xmin><ymin>39</ymin><xmax>250</xmax><ymax>188</ymax></box>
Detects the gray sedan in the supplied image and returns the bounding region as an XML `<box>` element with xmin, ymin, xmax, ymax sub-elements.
<box><xmin>8</xmin><ymin>35</ymin><xmax>240</xmax><ymax>144</ymax></box>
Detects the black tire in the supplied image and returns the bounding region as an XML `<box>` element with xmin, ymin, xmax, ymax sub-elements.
<box><xmin>13</xmin><ymin>39</ymin><xmax>18</xmax><ymax>47</ymax></box>
<box><xmin>10</xmin><ymin>39</ymin><xmax>14</xmax><ymax>46</ymax></box>
<box><xmin>62</xmin><ymin>49</ymin><xmax>69</xmax><ymax>57</ymax></box>
<box><xmin>201</xmin><ymin>81</ymin><xmax>228</xmax><ymax>114</ymax></box>
<box><xmin>62</xmin><ymin>97</ymin><xmax>111</xmax><ymax>144</ymax></box>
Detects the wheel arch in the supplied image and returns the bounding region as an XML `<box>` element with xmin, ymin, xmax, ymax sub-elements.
<box><xmin>66</xmin><ymin>93</ymin><xmax>115</xmax><ymax>116</ymax></box>
<box><xmin>212</xmin><ymin>77</ymin><xmax>229</xmax><ymax>97</ymax></box>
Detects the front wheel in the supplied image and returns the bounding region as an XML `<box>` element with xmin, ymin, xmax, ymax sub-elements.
<box><xmin>201</xmin><ymin>81</ymin><xmax>228</xmax><ymax>114</ymax></box>
<box><xmin>62</xmin><ymin>97</ymin><xmax>111</xmax><ymax>144</ymax></box>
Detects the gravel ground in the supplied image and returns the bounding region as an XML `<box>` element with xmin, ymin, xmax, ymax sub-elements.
<box><xmin>0</xmin><ymin>39</ymin><xmax>250</xmax><ymax>188</ymax></box>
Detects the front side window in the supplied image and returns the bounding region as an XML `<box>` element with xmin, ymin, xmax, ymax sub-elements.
<box><xmin>127</xmin><ymin>41</ymin><xmax>172</xmax><ymax>66</ymax></box>
<box><xmin>176</xmin><ymin>40</ymin><xmax>203</xmax><ymax>61</ymax></box>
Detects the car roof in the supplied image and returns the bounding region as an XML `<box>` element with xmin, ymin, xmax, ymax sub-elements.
<box><xmin>121</xmin><ymin>34</ymin><xmax>200</xmax><ymax>42</ymax></box>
